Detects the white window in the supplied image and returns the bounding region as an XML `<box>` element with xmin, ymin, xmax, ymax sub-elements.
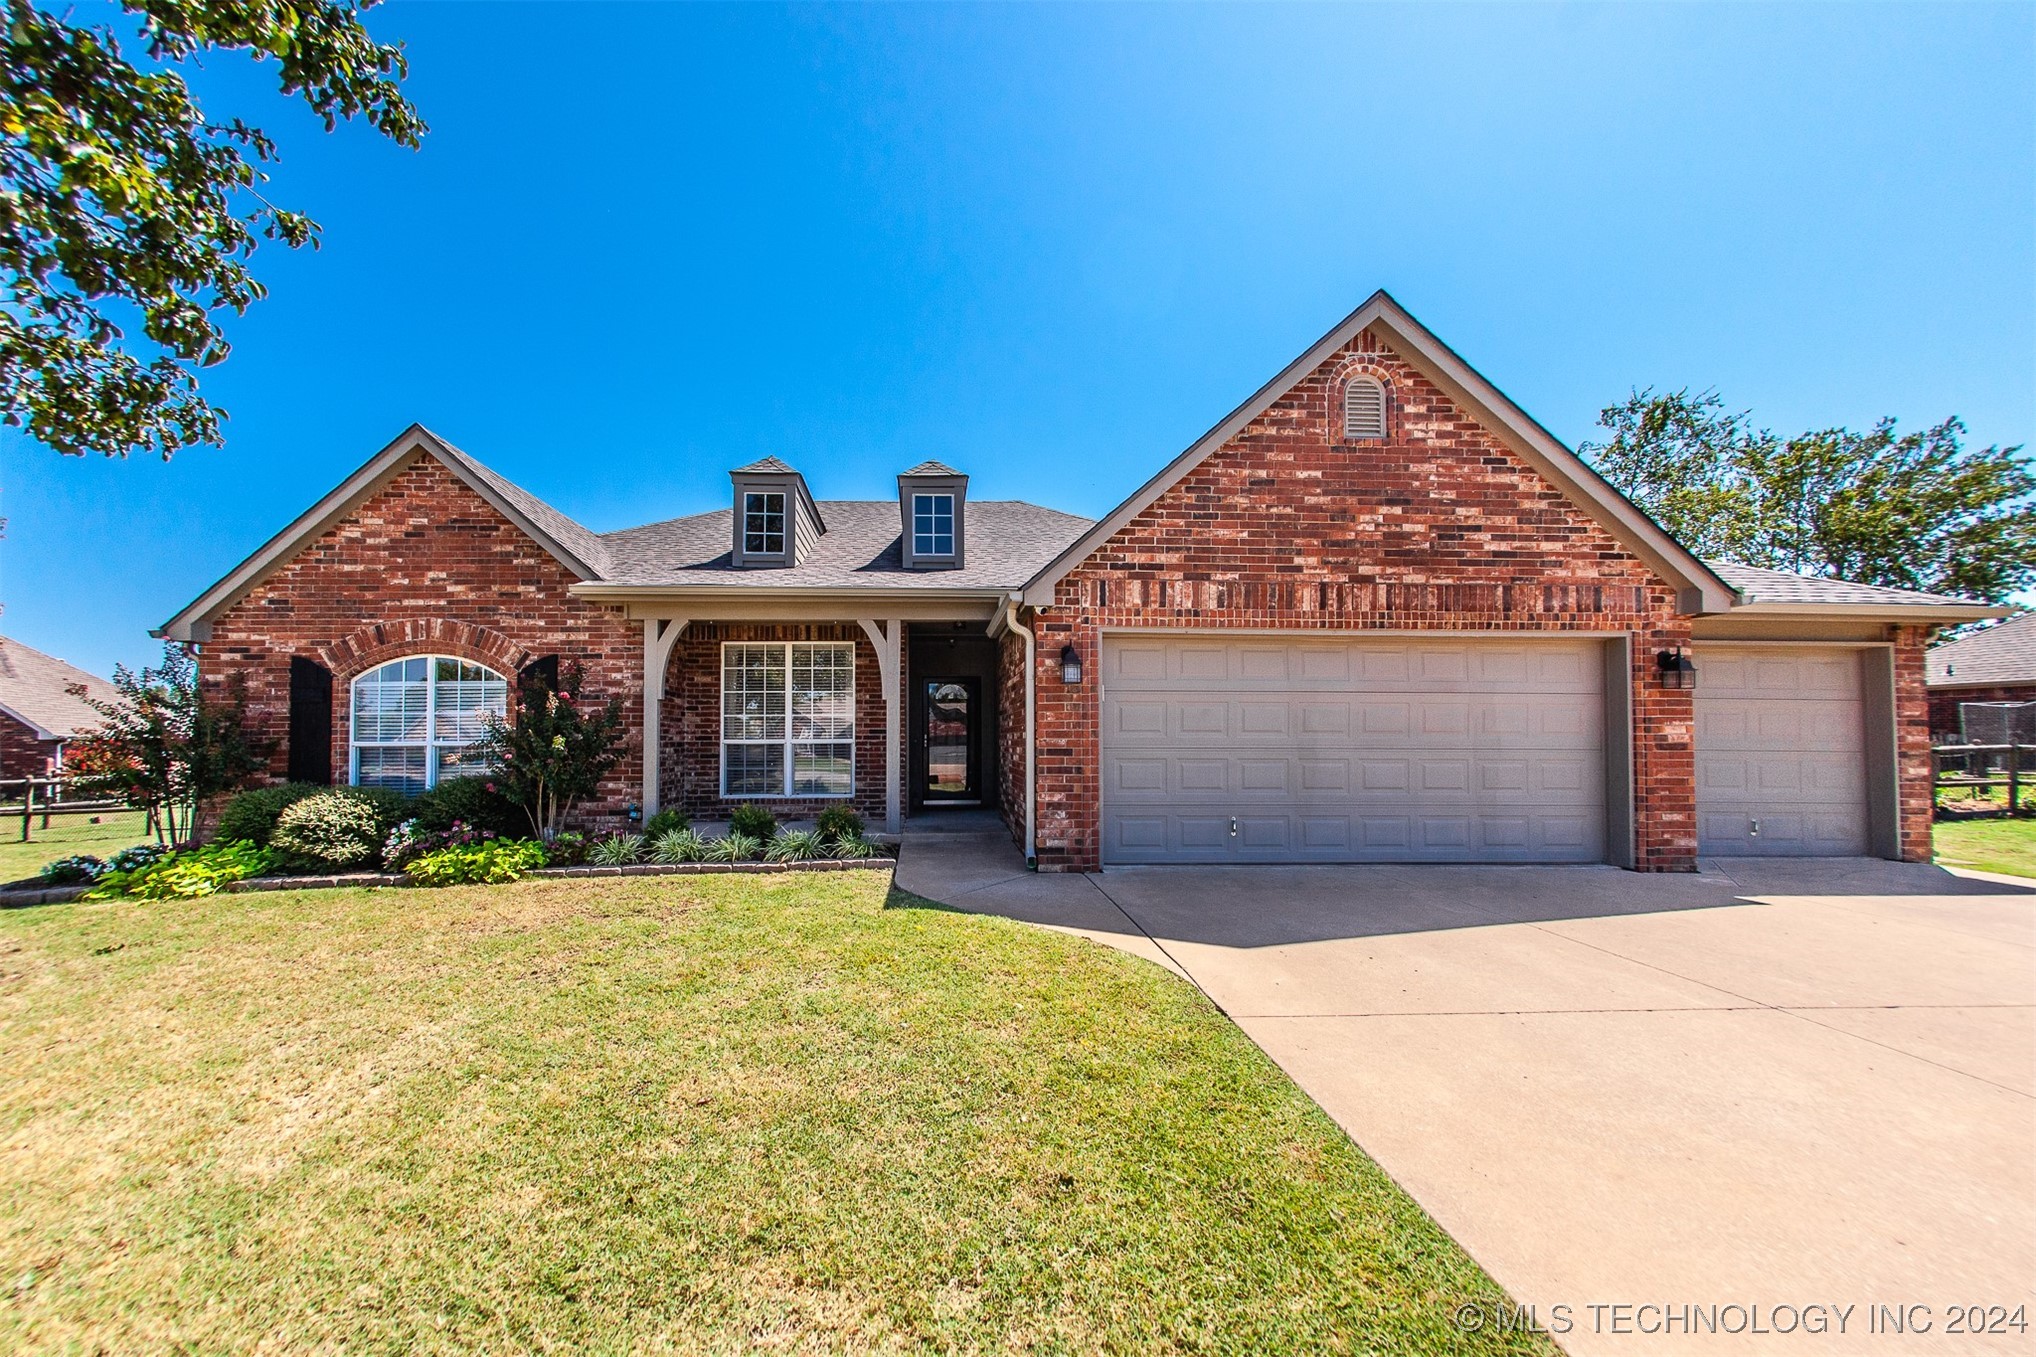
<box><xmin>1344</xmin><ymin>375</ymin><xmax>1387</xmax><ymax>439</ymax></box>
<box><xmin>912</xmin><ymin>493</ymin><xmax>955</xmax><ymax>557</ymax></box>
<box><xmin>743</xmin><ymin>491</ymin><xmax>787</xmax><ymax>555</ymax></box>
<box><xmin>350</xmin><ymin>656</ymin><xmax>508</xmax><ymax>795</ymax></box>
<box><xmin>721</xmin><ymin>642</ymin><xmax>854</xmax><ymax>798</ymax></box>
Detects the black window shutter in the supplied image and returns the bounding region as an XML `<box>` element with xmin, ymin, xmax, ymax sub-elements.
<box><xmin>287</xmin><ymin>657</ymin><xmax>334</xmax><ymax>785</ymax></box>
<box><xmin>520</xmin><ymin>654</ymin><xmax>560</xmax><ymax>694</ymax></box>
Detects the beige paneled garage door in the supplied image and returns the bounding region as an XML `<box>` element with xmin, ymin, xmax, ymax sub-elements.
<box><xmin>1101</xmin><ymin>635</ymin><xmax>1607</xmax><ymax>865</ymax></box>
<box><xmin>1695</xmin><ymin>646</ymin><xmax>1868</xmax><ymax>857</ymax></box>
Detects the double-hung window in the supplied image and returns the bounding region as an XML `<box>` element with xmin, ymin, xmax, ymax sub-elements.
<box><xmin>350</xmin><ymin>656</ymin><xmax>508</xmax><ymax>795</ymax></box>
<box><xmin>721</xmin><ymin>642</ymin><xmax>854</xmax><ymax>797</ymax></box>
<box><xmin>911</xmin><ymin>493</ymin><xmax>955</xmax><ymax>558</ymax></box>
<box><xmin>743</xmin><ymin>491</ymin><xmax>787</xmax><ymax>556</ymax></box>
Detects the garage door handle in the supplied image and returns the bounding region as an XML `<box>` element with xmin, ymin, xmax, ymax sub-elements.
<box><xmin>1229</xmin><ymin>817</ymin><xmax>1239</xmax><ymax>837</ymax></box>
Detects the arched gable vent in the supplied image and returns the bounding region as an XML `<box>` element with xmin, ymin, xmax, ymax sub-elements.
<box><xmin>1343</xmin><ymin>376</ymin><xmax>1387</xmax><ymax>439</ymax></box>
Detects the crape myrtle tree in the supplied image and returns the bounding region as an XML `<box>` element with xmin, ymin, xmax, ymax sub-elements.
<box><xmin>67</xmin><ymin>641</ymin><xmax>271</xmax><ymax>844</ymax></box>
<box><xmin>473</xmin><ymin>662</ymin><xmax>628</xmax><ymax>840</ymax></box>
<box><xmin>0</xmin><ymin>0</ymin><xmax>424</xmax><ymax>459</ymax></box>
<box><xmin>1582</xmin><ymin>388</ymin><xmax>2036</xmax><ymax>604</ymax></box>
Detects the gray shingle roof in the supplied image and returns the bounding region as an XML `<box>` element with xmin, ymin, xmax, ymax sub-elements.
<box><xmin>0</xmin><ymin>636</ymin><xmax>119</xmax><ymax>741</ymax></box>
<box><xmin>599</xmin><ymin>501</ymin><xmax>1093</xmax><ymax>589</ymax></box>
<box><xmin>732</xmin><ymin>456</ymin><xmax>801</xmax><ymax>475</ymax></box>
<box><xmin>901</xmin><ymin>460</ymin><xmax>962</xmax><ymax>477</ymax></box>
<box><xmin>1928</xmin><ymin>611</ymin><xmax>2036</xmax><ymax>687</ymax></box>
<box><xmin>1706</xmin><ymin>561</ymin><xmax>1984</xmax><ymax>608</ymax></box>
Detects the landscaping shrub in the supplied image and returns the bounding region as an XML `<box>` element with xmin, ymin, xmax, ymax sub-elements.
<box><xmin>469</xmin><ymin>662</ymin><xmax>627</xmax><ymax>837</ymax></box>
<box><xmin>728</xmin><ymin>804</ymin><xmax>777</xmax><ymax>842</ymax></box>
<box><xmin>650</xmin><ymin>828</ymin><xmax>702</xmax><ymax>864</ymax></box>
<box><xmin>542</xmin><ymin>831</ymin><xmax>589</xmax><ymax>866</ymax></box>
<box><xmin>831</xmin><ymin>834</ymin><xmax>881</xmax><ymax>861</ymax></box>
<box><xmin>106</xmin><ymin>843</ymin><xmax>167</xmax><ymax>874</ymax></box>
<box><xmin>703</xmin><ymin>832</ymin><xmax>762</xmax><ymax>863</ymax></box>
<box><xmin>643</xmin><ymin>807</ymin><xmax>689</xmax><ymax>839</ymax></box>
<box><xmin>589</xmin><ymin>833</ymin><xmax>646</xmax><ymax>866</ymax></box>
<box><xmin>348</xmin><ymin>785</ymin><xmax>418</xmax><ymax>835</ymax></box>
<box><xmin>412</xmin><ymin>777</ymin><xmax>522</xmax><ymax>837</ymax></box>
<box><xmin>38</xmin><ymin>854</ymin><xmax>107</xmax><ymax>885</ymax></box>
<box><xmin>271</xmin><ymin>791</ymin><xmax>388</xmax><ymax>872</ymax></box>
<box><xmin>815</xmin><ymin>805</ymin><xmax>863</xmax><ymax>842</ymax></box>
<box><xmin>86</xmin><ymin>840</ymin><xmax>274</xmax><ymax>900</ymax></box>
<box><xmin>406</xmin><ymin>839</ymin><xmax>548</xmax><ymax>887</ymax></box>
<box><xmin>382</xmin><ymin>818</ymin><xmax>502</xmax><ymax>873</ymax></box>
<box><xmin>214</xmin><ymin>782</ymin><xmax>325</xmax><ymax>847</ymax></box>
<box><xmin>765</xmin><ymin>829</ymin><xmax>823</xmax><ymax>863</ymax></box>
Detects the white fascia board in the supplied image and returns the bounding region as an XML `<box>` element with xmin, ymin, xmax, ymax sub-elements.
<box><xmin>155</xmin><ymin>425</ymin><xmax>600</xmax><ymax>642</ymax></box>
<box><xmin>1726</xmin><ymin>601</ymin><xmax>2007</xmax><ymax>623</ymax></box>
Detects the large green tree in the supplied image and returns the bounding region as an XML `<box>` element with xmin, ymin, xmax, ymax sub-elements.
<box><xmin>0</xmin><ymin>0</ymin><xmax>424</xmax><ymax>459</ymax></box>
<box><xmin>1582</xmin><ymin>388</ymin><xmax>2036</xmax><ymax>603</ymax></box>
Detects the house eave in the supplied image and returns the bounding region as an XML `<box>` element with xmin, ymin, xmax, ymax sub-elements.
<box><xmin>567</xmin><ymin>581</ymin><xmax>1011</xmax><ymax>623</ymax></box>
<box><xmin>1724</xmin><ymin>601</ymin><xmax>2006</xmax><ymax>623</ymax></box>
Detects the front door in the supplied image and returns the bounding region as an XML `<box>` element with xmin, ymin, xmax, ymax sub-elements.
<box><xmin>919</xmin><ymin>677</ymin><xmax>980</xmax><ymax>803</ymax></box>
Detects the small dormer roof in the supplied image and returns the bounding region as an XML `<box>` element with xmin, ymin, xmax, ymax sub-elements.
<box><xmin>733</xmin><ymin>455</ymin><xmax>802</xmax><ymax>475</ymax></box>
<box><xmin>900</xmin><ymin>460</ymin><xmax>963</xmax><ymax>478</ymax></box>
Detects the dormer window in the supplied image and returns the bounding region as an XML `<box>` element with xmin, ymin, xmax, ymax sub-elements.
<box><xmin>912</xmin><ymin>493</ymin><xmax>955</xmax><ymax>558</ymax></box>
<box><xmin>730</xmin><ymin>457</ymin><xmax>823</xmax><ymax>567</ymax></box>
<box><xmin>897</xmin><ymin>460</ymin><xmax>967</xmax><ymax>570</ymax></box>
<box><xmin>743</xmin><ymin>491</ymin><xmax>786</xmax><ymax>556</ymax></box>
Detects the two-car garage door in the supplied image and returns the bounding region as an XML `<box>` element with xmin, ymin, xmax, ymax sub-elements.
<box><xmin>1101</xmin><ymin>636</ymin><xmax>1607</xmax><ymax>864</ymax></box>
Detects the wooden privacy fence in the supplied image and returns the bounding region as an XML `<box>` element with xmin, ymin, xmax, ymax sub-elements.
<box><xmin>1932</xmin><ymin>744</ymin><xmax>2036</xmax><ymax>817</ymax></box>
<box><xmin>0</xmin><ymin>778</ymin><xmax>135</xmax><ymax>841</ymax></box>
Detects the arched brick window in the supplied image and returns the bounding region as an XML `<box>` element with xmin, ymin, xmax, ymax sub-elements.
<box><xmin>349</xmin><ymin>655</ymin><xmax>508</xmax><ymax>794</ymax></box>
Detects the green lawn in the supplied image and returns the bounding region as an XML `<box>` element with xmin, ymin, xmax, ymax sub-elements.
<box><xmin>0</xmin><ymin>872</ymin><xmax>1547</xmax><ymax>1354</ymax></box>
<box><xmin>0</xmin><ymin>810</ymin><xmax>152</xmax><ymax>885</ymax></box>
<box><xmin>1935</xmin><ymin>816</ymin><xmax>2036</xmax><ymax>879</ymax></box>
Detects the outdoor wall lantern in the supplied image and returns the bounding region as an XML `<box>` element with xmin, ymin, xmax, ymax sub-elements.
<box><xmin>1656</xmin><ymin>647</ymin><xmax>1697</xmax><ymax>691</ymax></box>
<box><xmin>1060</xmin><ymin>644</ymin><xmax>1084</xmax><ymax>684</ymax></box>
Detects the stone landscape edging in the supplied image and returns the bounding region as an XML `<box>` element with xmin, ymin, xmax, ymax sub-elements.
<box><xmin>1</xmin><ymin>857</ymin><xmax>899</xmax><ymax>907</ymax></box>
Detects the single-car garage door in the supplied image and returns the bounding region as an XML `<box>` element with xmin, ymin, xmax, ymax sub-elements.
<box><xmin>1695</xmin><ymin>646</ymin><xmax>1870</xmax><ymax>856</ymax></box>
<box><xmin>1101</xmin><ymin>635</ymin><xmax>1607</xmax><ymax>864</ymax></box>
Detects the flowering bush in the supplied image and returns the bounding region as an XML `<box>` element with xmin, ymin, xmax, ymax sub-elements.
<box><xmin>86</xmin><ymin>840</ymin><xmax>274</xmax><ymax>900</ymax></box>
<box><xmin>406</xmin><ymin>839</ymin><xmax>548</xmax><ymax>887</ymax></box>
<box><xmin>382</xmin><ymin>818</ymin><xmax>501</xmax><ymax>872</ymax></box>
<box><xmin>107</xmin><ymin>842</ymin><xmax>168</xmax><ymax>873</ymax></box>
<box><xmin>542</xmin><ymin>831</ymin><xmax>589</xmax><ymax>866</ymax></box>
<box><xmin>38</xmin><ymin>854</ymin><xmax>108</xmax><ymax>884</ymax></box>
<box><xmin>469</xmin><ymin>663</ymin><xmax>626</xmax><ymax>837</ymax></box>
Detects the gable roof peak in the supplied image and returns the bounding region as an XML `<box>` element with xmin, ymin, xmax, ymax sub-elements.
<box><xmin>732</xmin><ymin>455</ymin><xmax>801</xmax><ymax>476</ymax></box>
<box><xmin>900</xmin><ymin>460</ymin><xmax>963</xmax><ymax>478</ymax></box>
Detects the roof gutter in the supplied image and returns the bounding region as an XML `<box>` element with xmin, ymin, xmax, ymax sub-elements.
<box><xmin>1726</xmin><ymin>601</ymin><xmax>2007</xmax><ymax>623</ymax></box>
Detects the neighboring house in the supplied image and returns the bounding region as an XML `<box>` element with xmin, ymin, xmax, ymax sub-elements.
<box><xmin>157</xmin><ymin>292</ymin><xmax>1997</xmax><ymax>871</ymax></box>
<box><xmin>0</xmin><ymin>636</ymin><xmax>120</xmax><ymax>779</ymax></box>
<box><xmin>1926</xmin><ymin>611</ymin><xmax>2036</xmax><ymax>741</ymax></box>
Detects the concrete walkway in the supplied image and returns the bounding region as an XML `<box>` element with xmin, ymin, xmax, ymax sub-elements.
<box><xmin>894</xmin><ymin>816</ymin><xmax>2036</xmax><ymax>1356</ymax></box>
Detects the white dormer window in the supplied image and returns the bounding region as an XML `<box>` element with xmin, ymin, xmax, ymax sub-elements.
<box><xmin>1344</xmin><ymin>376</ymin><xmax>1387</xmax><ymax>439</ymax></box>
<box><xmin>912</xmin><ymin>493</ymin><xmax>955</xmax><ymax>558</ymax></box>
<box><xmin>743</xmin><ymin>491</ymin><xmax>786</xmax><ymax>556</ymax></box>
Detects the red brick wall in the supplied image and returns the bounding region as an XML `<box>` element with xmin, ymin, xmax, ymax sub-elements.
<box><xmin>1929</xmin><ymin>682</ymin><xmax>2036</xmax><ymax>741</ymax></box>
<box><xmin>1025</xmin><ymin>328</ymin><xmax>1697</xmax><ymax>873</ymax></box>
<box><xmin>658</xmin><ymin>621</ymin><xmax>887</xmax><ymax>826</ymax></box>
<box><xmin>996</xmin><ymin>629</ymin><xmax>1026</xmax><ymax>849</ymax></box>
<box><xmin>0</xmin><ymin>713</ymin><xmax>57</xmax><ymax>780</ymax></box>
<box><xmin>201</xmin><ymin>455</ymin><xmax>642</xmax><ymax>829</ymax></box>
<box><xmin>1894</xmin><ymin>628</ymin><xmax>1939</xmax><ymax>862</ymax></box>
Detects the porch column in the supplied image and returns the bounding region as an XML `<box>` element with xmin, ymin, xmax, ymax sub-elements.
<box><xmin>857</xmin><ymin>617</ymin><xmax>902</xmax><ymax>834</ymax></box>
<box><xmin>641</xmin><ymin>617</ymin><xmax>688</xmax><ymax>816</ymax></box>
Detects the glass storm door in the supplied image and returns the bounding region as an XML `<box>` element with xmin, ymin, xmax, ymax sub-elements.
<box><xmin>921</xmin><ymin>679</ymin><xmax>978</xmax><ymax>801</ymax></box>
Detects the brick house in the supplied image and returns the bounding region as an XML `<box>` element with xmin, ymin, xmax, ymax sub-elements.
<box><xmin>0</xmin><ymin>636</ymin><xmax>120</xmax><ymax>780</ymax></box>
<box><xmin>1926</xmin><ymin>611</ymin><xmax>2036</xmax><ymax>741</ymax></box>
<box><xmin>157</xmin><ymin>293</ymin><xmax>1996</xmax><ymax>871</ymax></box>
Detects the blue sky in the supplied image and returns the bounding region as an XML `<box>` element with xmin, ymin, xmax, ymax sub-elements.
<box><xmin>5</xmin><ymin>1</ymin><xmax>2032</xmax><ymax>680</ymax></box>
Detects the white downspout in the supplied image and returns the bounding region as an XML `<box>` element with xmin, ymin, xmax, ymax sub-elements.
<box><xmin>1004</xmin><ymin>595</ymin><xmax>1037</xmax><ymax>869</ymax></box>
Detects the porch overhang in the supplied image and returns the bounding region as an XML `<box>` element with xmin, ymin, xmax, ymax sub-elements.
<box><xmin>568</xmin><ymin>582</ymin><xmax>1006</xmax><ymax>627</ymax></box>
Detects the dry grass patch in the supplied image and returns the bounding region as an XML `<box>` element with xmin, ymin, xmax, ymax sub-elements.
<box><xmin>1</xmin><ymin>872</ymin><xmax>1550</xmax><ymax>1354</ymax></box>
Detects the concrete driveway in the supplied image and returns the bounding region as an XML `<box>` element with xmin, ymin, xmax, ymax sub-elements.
<box><xmin>896</xmin><ymin>818</ymin><xmax>2036</xmax><ymax>1355</ymax></box>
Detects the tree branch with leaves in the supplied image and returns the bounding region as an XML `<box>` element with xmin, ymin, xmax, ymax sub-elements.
<box><xmin>0</xmin><ymin>0</ymin><xmax>424</xmax><ymax>459</ymax></box>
